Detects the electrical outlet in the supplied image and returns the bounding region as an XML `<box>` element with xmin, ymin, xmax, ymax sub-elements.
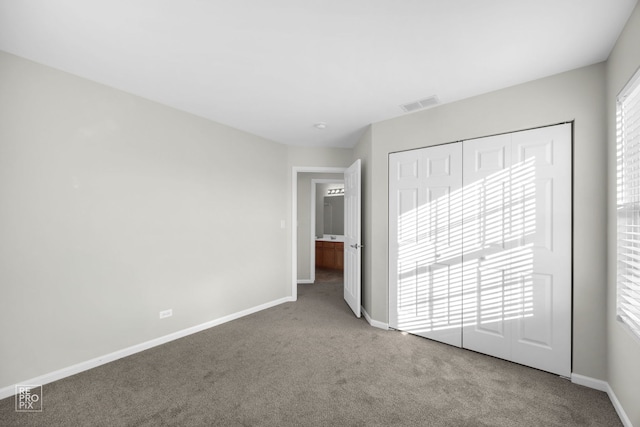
<box><xmin>159</xmin><ymin>309</ymin><xmax>172</xmax><ymax>319</ymax></box>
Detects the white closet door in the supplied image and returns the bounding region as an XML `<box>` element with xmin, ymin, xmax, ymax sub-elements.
<box><xmin>461</xmin><ymin>125</ymin><xmax>571</xmax><ymax>377</ymax></box>
<box><xmin>509</xmin><ymin>124</ymin><xmax>571</xmax><ymax>376</ymax></box>
<box><xmin>461</xmin><ymin>134</ymin><xmax>513</xmax><ymax>360</ymax></box>
<box><xmin>389</xmin><ymin>143</ymin><xmax>463</xmax><ymax>347</ymax></box>
<box><xmin>389</xmin><ymin>149</ymin><xmax>424</xmax><ymax>337</ymax></box>
<box><xmin>389</xmin><ymin>124</ymin><xmax>571</xmax><ymax>377</ymax></box>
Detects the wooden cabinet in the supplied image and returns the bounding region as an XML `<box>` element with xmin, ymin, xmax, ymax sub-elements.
<box><xmin>315</xmin><ymin>241</ymin><xmax>344</xmax><ymax>270</ymax></box>
<box><xmin>315</xmin><ymin>241</ymin><xmax>324</xmax><ymax>267</ymax></box>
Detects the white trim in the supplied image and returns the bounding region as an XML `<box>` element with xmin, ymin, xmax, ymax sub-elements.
<box><xmin>291</xmin><ymin>167</ymin><xmax>347</xmax><ymax>300</ymax></box>
<box><xmin>617</xmin><ymin>63</ymin><xmax>640</xmax><ymax>103</ymax></box>
<box><xmin>571</xmin><ymin>374</ymin><xmax>633</xmax><ymax>427</ymax></box>
<box><xmin>607</xmin><ymin>383</ymin><xmax>634</xmax><ymax>427</ymax></box>
<box><xmin>570</xmin><ymin>373</ymin><xmax>608</xmax><ymax>392</ymax></box>
<box><xmin>0</xmin><ymin>296</ymin><xmax>294</xmax><ymax>400</ymax></box>
<box><xmin>361</xmin><ymin>306</ymin><xmax>389</xmax><ymax>330</ymax></box>
<box><xmin>297</xmin><ymin>279</ymin><xmax>313</xmax><ymax>284</ymax></box>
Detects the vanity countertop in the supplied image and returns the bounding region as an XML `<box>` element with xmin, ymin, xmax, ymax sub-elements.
<box><xmin>316</xmin><ymin>235</ymin><xmax>345</xmax><ymax>242</ymax></box>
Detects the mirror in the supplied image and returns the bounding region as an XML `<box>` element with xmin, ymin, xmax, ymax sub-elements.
<box><xmin>323</xmin><ymin>195</ymin><xmax>344</xmax><ymax>235</ymax></box>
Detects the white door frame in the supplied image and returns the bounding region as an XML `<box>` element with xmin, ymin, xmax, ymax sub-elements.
<box><xmin>310</xmin><ymin>178</ymin><xmax>345</xmax><ymax>284</ymax></box>
<box><xmin>292</xmin><ymin>167</ymin><xmax>347</xmax><ymax>300</ymax></box>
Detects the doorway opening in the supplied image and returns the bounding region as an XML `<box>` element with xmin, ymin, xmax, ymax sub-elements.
<box><xmin>292</xmin><ymin>160</ymin><xmax>362</xmax><ymax>318</ymax></box>
<box><xmin>291</xmin><ymin>167</ymin><xmax>346</xmax><ymax>301</ymax></box>
<box><xmin>311</xmin><ymin>178</ymin><xmax>345</xmax><ymax>284</ymax></box>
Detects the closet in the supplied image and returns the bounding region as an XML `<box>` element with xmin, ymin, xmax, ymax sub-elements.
<box><xmin>389</xmin><ymin>124</ymin><xmax>571</xmax><ymax>376</ymax></box>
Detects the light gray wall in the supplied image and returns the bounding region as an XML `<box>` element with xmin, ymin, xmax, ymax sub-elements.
<box><xmin>0</xmin><ymin>51</ymin><xmax>289</xmax><ymax>389</ymax></box>
<box><xmin>606</xmin><ymin>3</ymin><xmax>640</xmax><ymax>425</ymax></box>
<box><xmin>296</xmin><ymin>173</ymin><xmax>343</xmax><ymax>281</ymax></box>
<box><xmin>357</xmin><ymin>63</ymin><xmax>608</xmax><ymax>380</ymax></box>
<box><xmin>287</xmin><ymin>146</ymin><xmax>353</xmax><ymax>168</ymax></box>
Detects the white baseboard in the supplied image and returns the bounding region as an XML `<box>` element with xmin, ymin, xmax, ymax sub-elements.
<box><xmin>606</xmin><ymin>383</ymin><xmax>634</xmax><ymax>427</ymax></box>
<box><xmin>297</xmin><ymin>279</ymin><xmax>313</xmax><ymax>284</ymax></box>
<box><xmin>571</xmin><ymin>374</ymin><xmax>633</xmax><ymax>427</ymax></box>
<box><xmin>571</xmin><ymin>373</ymin><xmax>608</xmax><ymax>392</ymax></box>
<box><xmin>361</xmin><ymin>306</ymin><xmax>389</xmax><ymax>330</ymax></box>
<box><xmin>0</xmin><ymin>296</ymin><xmax>295</xmax><ymax>400</ymax></box>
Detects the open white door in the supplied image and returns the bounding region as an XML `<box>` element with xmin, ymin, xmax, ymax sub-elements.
<box><xmin>344</xmin><ymin>159</ymin><xmax>362</xmax><ymax>318</ymax></box>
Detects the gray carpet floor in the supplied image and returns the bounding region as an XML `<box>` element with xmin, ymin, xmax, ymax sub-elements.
<box><xmin>0</xmin><ymin>268</ymin><xmax>622</xmax><ymax>426</ymax></box>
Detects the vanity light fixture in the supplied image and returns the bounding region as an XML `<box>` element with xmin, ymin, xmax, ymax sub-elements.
<box><xmin>327</xmin><ymin>188</ymin><xmax>344</xmax><ymax>195</ymax></box>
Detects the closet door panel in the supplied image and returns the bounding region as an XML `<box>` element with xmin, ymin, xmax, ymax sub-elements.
<box><xmin>389</xmin><ymin>144</ymin><xmax>463</xmax><ymax>347</ymax></box>
<box><xmin>510</xmin><ymin>124</ymin><xmax>571</xmax><ymax>377</ymax></box>
<box><xmin>390</xmin><ymin>150</ymin><xmax>425</xmax><ymax>334</ymax></box>
<box><xmin>421</xmin><ymin>143</ymin><xmax>464</xmax><ymax>346</ymax></box>
<box><xmin>462</xmin><ymin>134</ymin><xmax>513</xmax><ymax>358</ymax></box>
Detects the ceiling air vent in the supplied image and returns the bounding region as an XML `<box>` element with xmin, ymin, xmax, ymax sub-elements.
<box><xmin>400</xmin><ymin>95</ymin><xmax>439</xmax><ymax>113</ymax></box>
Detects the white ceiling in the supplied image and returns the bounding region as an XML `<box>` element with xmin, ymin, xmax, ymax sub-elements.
<box><xmin>0</xmin><ymin>1</ymin><xmax>637</xmax><ymax>148</ymax></box>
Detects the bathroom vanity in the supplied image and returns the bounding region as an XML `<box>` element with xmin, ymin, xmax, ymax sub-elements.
<box><xmin>315</xmin><ymin>236</ymin><xmax>344</xmax><ymax>270</ymax></box>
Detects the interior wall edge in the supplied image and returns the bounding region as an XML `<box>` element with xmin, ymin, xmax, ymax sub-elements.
<box><xmin>361</xmin><ymin>305</ymin><xmax>389</xmax><ymax>331</ymax></box>
<box><xmin>605</xmin><ymin>2</ymin><xmax>640</xmax><ymax>426</ymax></box>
